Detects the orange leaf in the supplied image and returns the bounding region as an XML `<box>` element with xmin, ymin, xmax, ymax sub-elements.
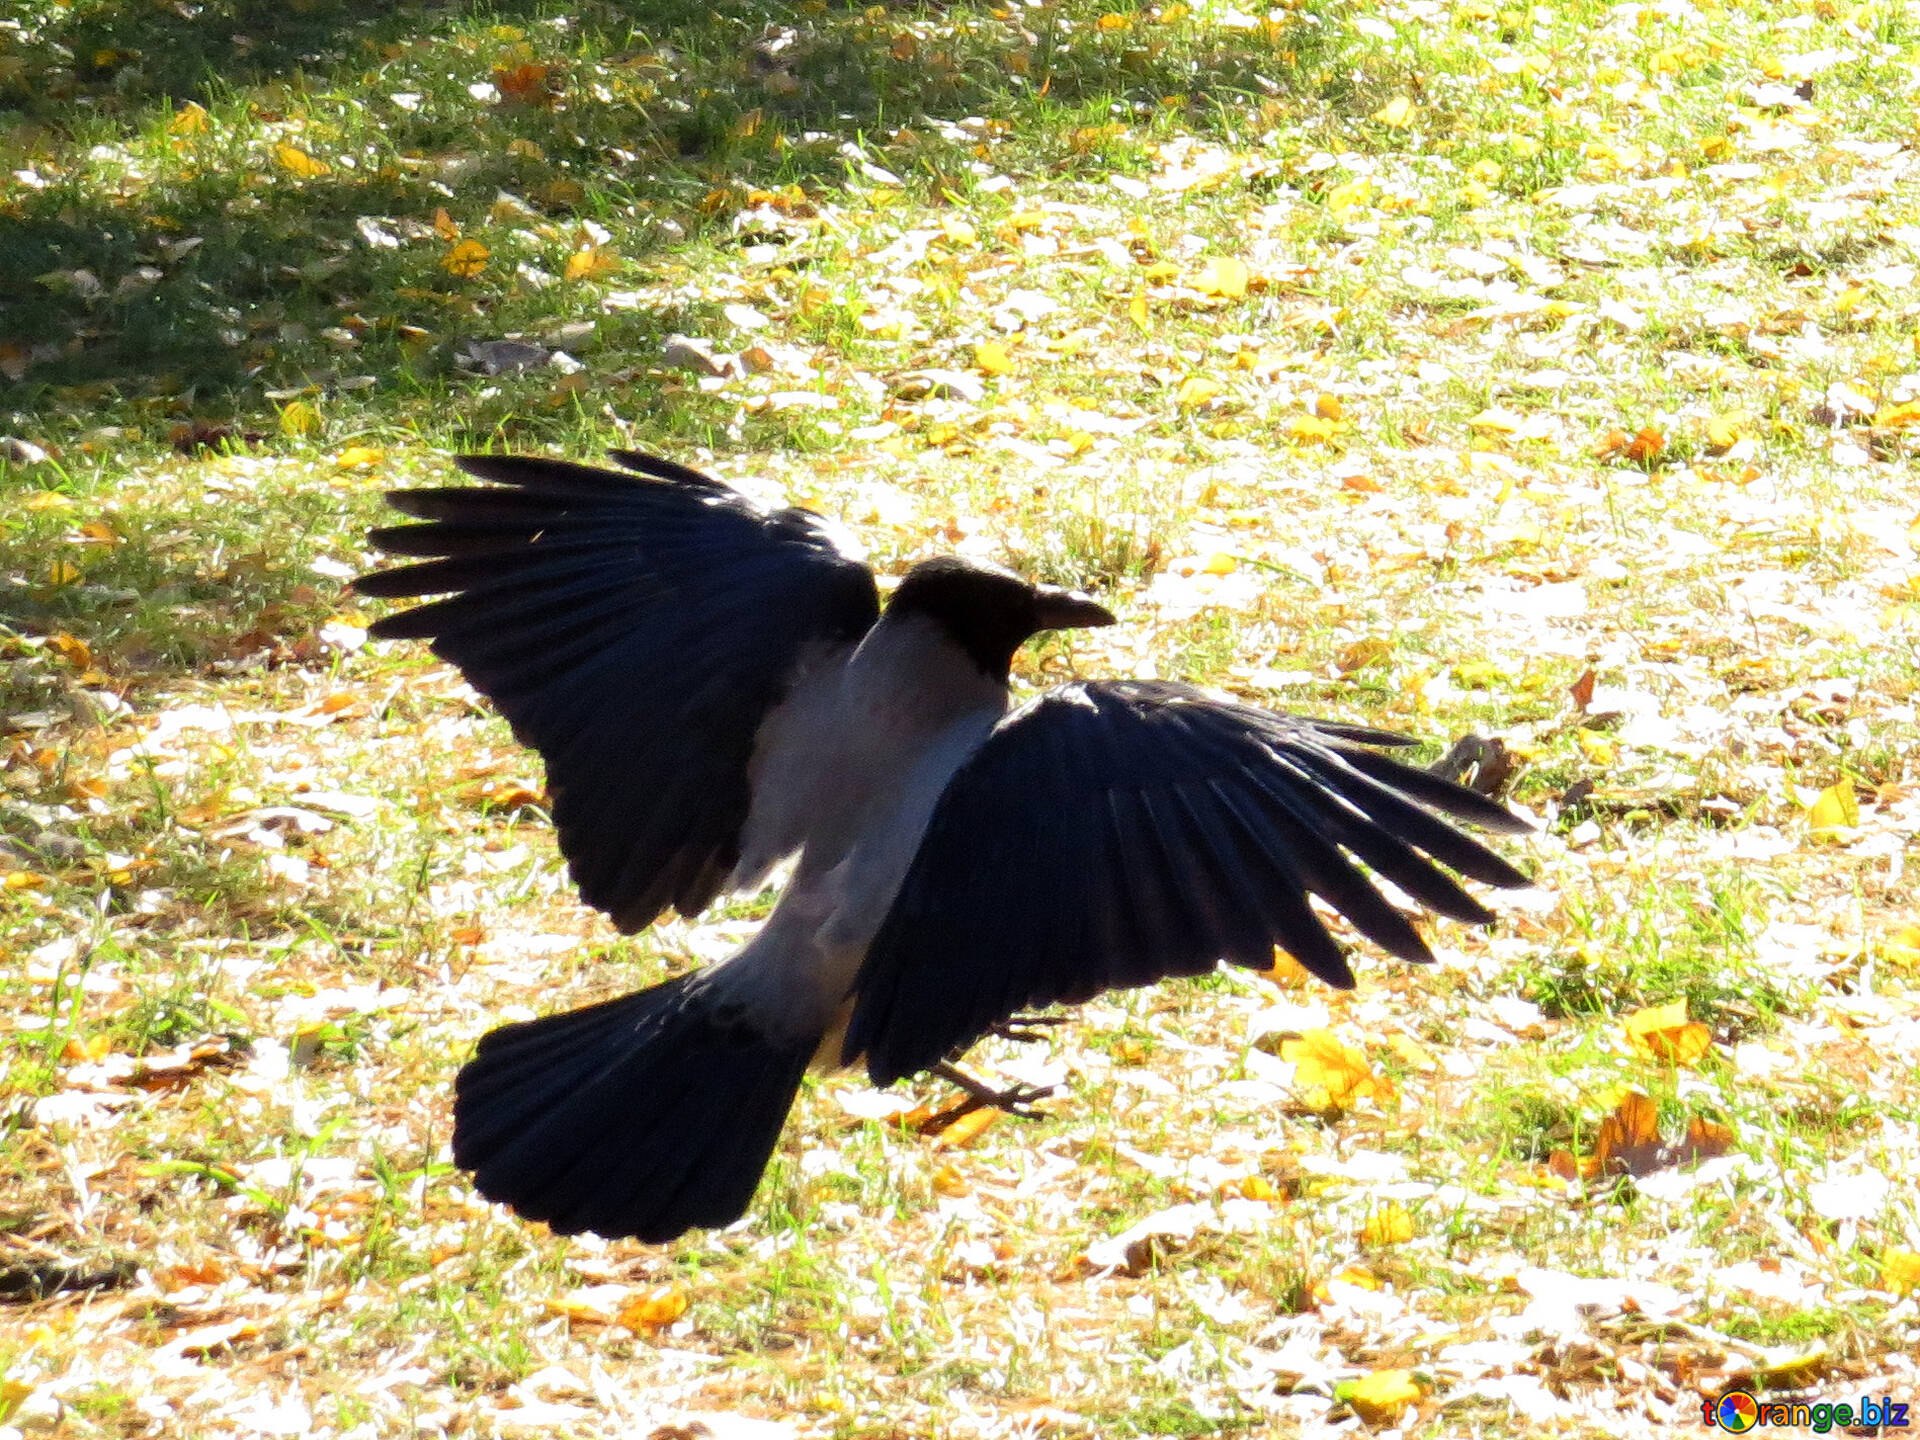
<box><xmin>442</xmin><ymin>239</ymin><xmax>490</xmax><ymax>278</ymax></box>
<box><xmin>617</xmin><ymin>1283</ymin><xmax>688</xmax><ymax>1331</ymax></box>
<box><xmin>1623</xmin><ymin>426</ymin><xmax>1665</xmax><ymax>464</ymax></box>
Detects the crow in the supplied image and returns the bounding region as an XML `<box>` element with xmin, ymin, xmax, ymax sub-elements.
<box><xmin>359</xmin><ymin>450</ymin><xmax>1531</xmax><ymax>1242</ymax></box>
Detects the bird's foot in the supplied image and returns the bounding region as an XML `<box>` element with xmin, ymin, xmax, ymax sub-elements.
<box><xmin>988</xmin><ymin>1013</ymin><xmax>1067</xmax><ymax>1045</ymax></box>
<box><xmin>929</xmin><ymin>1061</ymin><xmax>1061</xmax><ymax>1121</ymax></box>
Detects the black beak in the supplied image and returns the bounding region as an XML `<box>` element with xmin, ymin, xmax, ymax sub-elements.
<box><xmin>1032</xmin><ymin>586</ymin><xmax>1117</xmax><ymax>633</ymax></box>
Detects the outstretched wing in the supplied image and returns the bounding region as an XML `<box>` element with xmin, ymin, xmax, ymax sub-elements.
<box><xmin>359</xmin><ymin>451</ymin><xmax>880</xmax><ymax>930</ymax></box>
<box><xmin>845</xmin><ymin>680</ymin><xmax>1531</xmax><ymax>1084</ymax></box>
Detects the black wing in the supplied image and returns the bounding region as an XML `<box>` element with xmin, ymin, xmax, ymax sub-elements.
<box><xmin>359</xmin><ymin>451</ymin><xmax>880</xmax><ymax>930</ymax></box>
<box><xmin>844</xmin><ymin>680</ymin><xmax>1531</xmax><ymax>1084</ymax></box>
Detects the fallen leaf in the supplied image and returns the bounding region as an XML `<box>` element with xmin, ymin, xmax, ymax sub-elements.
<box><xmin>1361</xmin><ymin>1203</ymin><xmax>1415</xmax><ymax>1246</ymax></box>
<box><xmin>1882</xmin><ymin>1249</ymin><xmax>1920</xmax><ymax>1296</ymax></box>
<box><xmin>1578</xmin><ymin>1091</ymin><xmax>1733</xmax><ymax>1180</ymax></box>
<box><xmin>1176</xmin><ymin>375</ymin><xmax>1222</xmax><ymax>408</ymax></box>
<box><xmin>1195</xmin><ymin>256</ymin><xmax>1249</xmax><ymax>298</ymax></box>
<box><xmin>273</xmin><ymin>144</ymin><xmax>331</xmax><ymax>178</ymax></box>
<box><xmin>1622</xmin><ymin>1000</ymin><xmax>1713</xmax><ymax>1065</ymax></box>
<box><xmin>974</xmin><ymin>340</ymin><xmax>1015</xmax><ymax>376</ymax></box>
<box><xmin>442</xmin><ymin>239</ymin><xmax>490</xmax><ymax>279</ymax></box>
<box><xmin>1372</xmin><ymin>96</ymin><xmax>1415</xmax><ymax>129</ymax></box>
<box><xmin>1339</xmin><ymin>1369</ymin><xmax>1422</xmax><ymax>1424</ymax></box>
<box><xmin>617</xmin><ymin>1284</ymin><xmax>688</xmax><ymax>1331</ymax></box>
<box><xmin>1624</xmin><ymin>427</ymin><xmax>1665</xmax><ymax>464</ymax></box>
<box><xmin>1805</xmin><ymin>780</ymin><xmax>1859</xmax><ymax>840</ymax></box>
<box><xmin>1279</xmin><ymin>1029</ymin><xmax>1387</xmax><ymax>1112</ymax></box>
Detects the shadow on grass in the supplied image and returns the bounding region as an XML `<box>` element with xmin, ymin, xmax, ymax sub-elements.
<box><xmin>1</xmin><ymin>0</ymin><xmax>1350</xmax><ymax>440</ymax></box>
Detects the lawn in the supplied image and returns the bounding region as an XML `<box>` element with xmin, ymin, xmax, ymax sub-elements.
<box><xmin>2</xmin><ymin>0</ymin><xmax>1918</xmax><ymax>1434</ymax></box>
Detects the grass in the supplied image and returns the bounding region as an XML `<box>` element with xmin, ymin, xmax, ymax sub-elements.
<box><xmin>3</xmin><ymin>0</ymin><xmax>1920</xmax><ymax>1433</ymax></box>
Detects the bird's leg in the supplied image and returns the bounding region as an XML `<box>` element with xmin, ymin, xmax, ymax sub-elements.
<box><xmin>929</xmin><ymin>1061</ymin><xmax>1061</xmax><ymax>1120</ymax></box>
<box><xmin>988</xmin><ymin>1013</ymin><xmax>1067</xmax><ymax>1045</ymax></box>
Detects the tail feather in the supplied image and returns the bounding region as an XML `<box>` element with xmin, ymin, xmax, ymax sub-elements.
<box><xmin>452</xmin><ymin>975</ymin><xmax>815</xmax><ymax>1242</ymax></box>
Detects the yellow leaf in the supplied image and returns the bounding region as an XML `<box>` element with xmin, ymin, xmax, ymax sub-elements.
<box><xmin>930</xmin><ymin>1163</ymin><xmax>971</xmax><ymax>1197</ymax></box>
<box><xmin>1872</xmin><ymin>399</ymin><xmax>1920</xmax><ymax>429</ymax></box>
<box><xmin>1279</xmin><ymin>1029</ymin><xmax>1385</xmax><ymax>1111</ymax></box>
<box><xmin>1195</xmin><ymin>256</ymin><xmax>1249</xmax><ymax>298</ymax></box>
<box><xmin>170</xmin><ymin>102</ymin><xmax>211</xmax><ymax>136</ymax></box>
<box><xmin>1200</xmin><ymin>551</ymin><xmax>1237</xmax><ymax>575</ymax></box>
<box><xmin>1883</xmin><ymin>1249</ymin><xmax>1920</xmax><ymax>1296</ymax></box>
<box><xmin>565</xmin><ymin>247</ymin><xmax>620</xmax><ymax>282</ymax></box>
<box><xmin>616</xmin><ymin>1283</ymin><xmax>688</xmax><ymax>1331</ymax></box>
<box><xmin>278</xmin><ymin>399</ymin><xmax>321</xmax><ymax>439</ymax></box>
<box><xmin>48</xmin><ymin>560</ymin><xmax>82</xmax><ymax>587</ymax></box>
<box><xmin>1622</xmin><ymin>1000</ymin><xmax>1713</xmax><ymax>1065</ymax></box>
<box><xmin>1096</xmin><ymin>11</ymin><xmax>1133</xmax><ymax>29</ymax></box>
<box><xmin>273</xmin><ymin>143</ymin><xmax>332</xmax><ymax>179</ymax></box>
<box><xmin>334</xmin><ymin>445</ymin><xmax>384</xmax><ymax>469</ymax></box>
<box><xmin>1880</xmin><ymin>924</ymin><xmax>1920</xmax><ymax>966</ymax></box>
<box><xmin>1236</xmin><ymin>1175</ymin><xmax>1283</xmax><ymax>1202</ymax></box>
<box><xmin>1340</xmin><ymin>1369</ymin><xmax>1422</xmax><ymax>1424</ymax></box>
<box><xmin>1175</xmin><ymin>375</ymin><xmax>1222</xmax><ymax>409</ymax></box>
<box><xmin>1806</xmin><ymin>780</ymin><xmax>1859</xmax><ymax>839</ymax></box>
<box><xmin>1285</xmin><ymin>413</ymin><xmax>1336</xmax><ymax>444</ymax></box>
<box><xmin>1128</xmin><ymin>291</ymin><xmax>1150</xmax><ymax>331</ymax></box>
<box><xmin>1313</xmin><ymin>393</ymin><xmax>1344</xmax><ymax>421</ymax></box>
<box><xmin>442</xmin><ymin>239</ymin><xmax>490</xmax><ymax>278</ymax></box>
<box><xmin>431</xmin><ymin>207</ymin><xmax>461</xmax><ymax>241</ymax></box>
<box><xmin>974</xmin><ymin>340</ymin><xmax>1014</xmax><ymax>376</ymax></box>
<box><xmin>47</xmin><ymin>633</ymin><xmax>92</xmax><ymax>668</ymax></box>
<box><xmin>1373</xmin><ymin>96</ymin><xmax>1415</xmax><ymax>128</ymax></box>
<box><xmin>1325</xmin><ymin>178</ymin><xmax>1374</xmax><ymax>215</ymax></box>
<box><xmin>1705</xmin><ymin>413</ymin><xmax>1746</xmax><ymax>452</ymax></box>
<box><xmin>1158</xmin><ymin>2</ymin><xmax>1190</xmax><ymax>19</ymax></box>
<box><xmin>1260</xmin><ymin>949</ymin><xmax>1319</xmax><ymax>988</ymax></box>
<box><xmin>1361</xmin><ymin>1203</ymin><xmax>1415</xmax><ymax>1246</ymax></box>
<box><xmin>1384</xmin><ymin>1032</ymin><xmax>1437</xmax><ymax>1073</ymax></box>
<box><xmin>1577</xmin><ymin>731</ymin><xmax>1614</xmax><ymax>766</ymax></box>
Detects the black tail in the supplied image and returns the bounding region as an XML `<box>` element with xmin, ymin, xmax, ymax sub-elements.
<box><xmin>452</xmin><ymin>975</ymin><xmax>815</xmax><ymax>1242</ymax></box>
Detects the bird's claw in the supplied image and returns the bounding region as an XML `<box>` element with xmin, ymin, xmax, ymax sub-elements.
<box><xmin>928</xmin><ymin>1062</ymin><xmax>1062</xmax><ymax>1122</ymax></box>
<box><xmin>989</xmin><ymin>1013</ymin><xmax>1067</xmax><ymax>1045</ymax></box>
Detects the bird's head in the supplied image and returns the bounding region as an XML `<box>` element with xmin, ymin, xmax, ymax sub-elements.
<box><xmin>886</xmin><ymin>556</ymin><xmax>1116</xmax><ymax>681</ymax></box>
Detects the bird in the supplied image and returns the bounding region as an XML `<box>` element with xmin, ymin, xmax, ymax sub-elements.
<box><xmin>358</xmin><ymin>449</ymin><xmax>1532</xmax><ymax>1243</ymax></box>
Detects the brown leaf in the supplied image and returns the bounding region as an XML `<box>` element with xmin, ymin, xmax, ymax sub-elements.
<box><xmin>1568</xmin><ymin>667</ymin><xmax>1596</xmax><ymax>712</ymax></box>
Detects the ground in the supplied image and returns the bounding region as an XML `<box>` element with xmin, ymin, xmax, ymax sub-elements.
<box><xmin>1</xmin><ymin>0</ymin><xmax>1918</xmax><ymax>1435</ymax></box>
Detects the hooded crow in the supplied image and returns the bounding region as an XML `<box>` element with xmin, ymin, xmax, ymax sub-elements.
<box><xmin>360</xmin><ymin>450</ymin><xmax>1532</xmax><ymax>1242</ymax></box>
